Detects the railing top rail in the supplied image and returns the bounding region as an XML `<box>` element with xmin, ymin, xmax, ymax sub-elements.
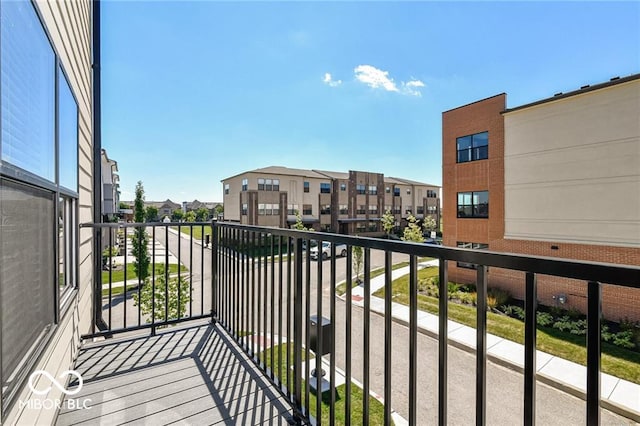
<box><xmin>214</xmin><ymin>221</ymin><xmax>640</xmax><ymax>288</ymax></box>
<box><xmin>80</xmin><ymin>221</ymin><xmax>212</xmax><ymax>229</ymax></box>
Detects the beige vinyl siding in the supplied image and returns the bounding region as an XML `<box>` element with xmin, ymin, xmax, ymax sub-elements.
<box><xmin>5</xmin><ymin>1</ymin><xmax>93</xmax><ymax>424</ymax></box>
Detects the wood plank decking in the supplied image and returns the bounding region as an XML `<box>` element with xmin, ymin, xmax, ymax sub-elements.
<box><xmin>56</xmin><ymin>324</ymin><xmax>295</xmax><ymax>425</ymax></box>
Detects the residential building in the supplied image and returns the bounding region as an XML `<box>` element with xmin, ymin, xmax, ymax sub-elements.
<box><xmin>101</xmin><ymin>149</ymin><xmax>120</xmax><ymax>220</ymax></box>
<box><xmin>442</xmin><ymin>74</ymin><xmax>640</xmax><ymax>321</ymax></box>
<box><xmin>0</xmin><ymin>0</ymin><xmax>94</xmax><ymax>423</ymax></box>
<box><xmin>222</xmin><ymin>166</ymin><xmax>440</xmax><ymax>234</ymax></box>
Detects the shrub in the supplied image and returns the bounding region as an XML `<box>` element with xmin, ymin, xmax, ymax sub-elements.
<box><xmin>613</xmin><ymin>330</ymin><xmax>636</xmax><ymax>349</ymax></box>
<box><xmin>487</xmin><ymin>288</ymin><xmax>511</xmax><ymax>308</ymax></box>
<box><xmin>536</xmin><ymin>311</ymin><xmax>554</xmax><ymax>327</ymax></box>
<box><xmin>134</xmin><ymin>265</ymin><xmax>191</xmax><ymax>324</ymax></box>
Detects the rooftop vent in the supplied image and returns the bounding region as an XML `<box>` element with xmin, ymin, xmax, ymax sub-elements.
<box><xmin>580</xmin><ymin>85</ymin><xmax>590</xmax><ymax>89</ymax></box>
<box><xmin>553</xmin><ymin>92</ymin><xmax>563</xmax><ymax>96</ymax></box>
<box><xmin>610</xmin><ymin>76</ymin><xmax>620</xmax><ymax>81</ymax></box>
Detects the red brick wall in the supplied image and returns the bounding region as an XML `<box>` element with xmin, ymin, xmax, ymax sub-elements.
<box><xmin>442</xmin><ymin>93</ymin><xmax>640</xmax><ymax>322</ymax></box>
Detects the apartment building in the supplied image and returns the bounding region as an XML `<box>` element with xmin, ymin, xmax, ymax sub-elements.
<box><xmin>222</xmin><ymin>166</ymin><xmax>440</xmax><ymax>235</ymax></box>
<box><xmin>101</xmin><ymin>149</ymin><xmax>120</xmax><ymax>220</ymax></box>
<box><xmin>0</xmin><ymin>0</ymin><xmax>95</xmax><ymax>423</ymax></box>
<box><xmin>442</xmin><ymin>74</ymin><xmax>640</xmax><ymax>321</ymax></box>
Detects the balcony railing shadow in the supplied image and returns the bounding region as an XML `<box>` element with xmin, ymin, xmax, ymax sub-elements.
<box><xmin>57</xmin><ymin>322</ymin><xmax>294</xmax><ymax>425</ymax></box>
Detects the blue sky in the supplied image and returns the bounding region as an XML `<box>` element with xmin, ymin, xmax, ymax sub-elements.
<box><xmin>101</xmin><ymin>1</ymin><xmax>640</xmax><ymax>202</ymax></box>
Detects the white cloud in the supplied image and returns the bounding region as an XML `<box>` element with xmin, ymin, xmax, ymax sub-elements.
<box><xmin>354</xmin><ymin>65</ymin><xmax>425</xmax><ymax>96</ymax></box>
<box><xmin>402</xmin><ymin>79</ymin><xmax>426</xmax><ymax>96</ymax></box>
<box><xmin>354</xmin><ymin>65</ymin><xmax>398</xmax><ymax>92</ymax></box>
<box><xmin>323</xmin><ymin>72</ymin><xmax>342</xmax><ymax>87</ymax></box>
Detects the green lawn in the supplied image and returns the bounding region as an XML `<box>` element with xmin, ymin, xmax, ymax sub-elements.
<box><xmin>260</xmin><ymin>344</ymin><xmax>389</xmax><ymax>425</ymax></box>
<box><xmin>336</xmin><ymin>258</ymin><xmax>433</xmax><ymax>296</ymax></box>
<box><xmin>177</xmin><ymin>224</ymin><xmax>212</xmax><ymax>241</ymax></box>
<box><xmin>102</xmin><ymin>263</ymin><xmax>187</xmax><ymax>284</ymax></box>
<box><xmin>374</xmin><ymin>267</ymin><xmax>640</xmax><ymax>385</ymax></box>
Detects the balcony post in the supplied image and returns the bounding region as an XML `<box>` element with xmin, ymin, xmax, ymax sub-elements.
<box><xmin>586</xmin><ymin>281</ymin><xmax>601</xmax><ymax>426</ymax></box>
<box><xmin>293</xmin><ymin>237</ymin><xmax>304</xmax><ymax>420</ymax></box>
<box><xmin>211</xmin><ymin>221</ymin><xmax>218</xmax><ymax>323</ymax></box>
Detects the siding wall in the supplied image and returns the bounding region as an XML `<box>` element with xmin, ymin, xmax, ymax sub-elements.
<box><xmin>5</xmin><ymin>1</ymin><xmax>93</xmax><ymax>424</ymax></box>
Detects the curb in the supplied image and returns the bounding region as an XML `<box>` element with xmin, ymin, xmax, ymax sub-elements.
<box><xmin>336</xmin><ymin>287</ymin><xmax>640</xmax><ymax>423</ymax></box>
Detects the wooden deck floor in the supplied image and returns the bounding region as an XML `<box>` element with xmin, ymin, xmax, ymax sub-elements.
<box><xmin>56</xmin><ymin>323</ymin><xmax>295</xmax><ymax>425</ymax></box>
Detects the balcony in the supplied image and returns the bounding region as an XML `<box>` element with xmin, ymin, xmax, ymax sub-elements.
<box><xmin>56</xmin><ymin>222</ymin><xmax>639</xmax><ymax>424</ymax></box>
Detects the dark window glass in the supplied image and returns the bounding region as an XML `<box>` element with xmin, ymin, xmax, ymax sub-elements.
<box><xmin>356</xmin><ymin>184</ymin><xmax>366</xmax><ymax>195</ymax></box>
<box><xmin>320</xmin><ymin>183</ymin><xmax>331</xmax><ymax>194</ymax></box>
<box><xmin>258</xmin><ymin>178</ymin><xmax>265</xmax><ymax>191</ymax></box>
<box><xmin>457</xmin><ymin>191</ymin><xmax>489</xmax><ymax>218</ymax></box>
<box><xmin>457</xmin><ymin>131</ymin><xmax>488</xmax><ymax>163</ymax></box>
<box><xmin>393</xmin><ymin>188</ymin><xmax>400</xmax><ymax>196</ymax></box>
<box><xmin>304</xmin><ymin>181</ymin><xmax>310</xmax><ymax>193</ymax></box>
<box><xmin>273</xmin><ymin>179</ymin><xmax>280</xmax><ymax>191</ymax></box>
<box><xmin>1</xmin><ymin>2</ymin><xmax>56</xmax><ymax>181</ymax></box>
<box><xmin>303</xmin><ymin>204</ymin><xmax>312</xmax><ymax>215</ymax></box>
<box><xmin>320</xmin><ymin>204</ymin><xmax>331</xmax><ymax>215</ymax></box>
<box><xmin>340</xmin><ymin>183</ymin><xmax>347</xmax><ymax>191</ymax></box>
<box><xmin>457</xmin><ymin>242</ymin><xmax>489</xmax><ymax>269</ymax></box>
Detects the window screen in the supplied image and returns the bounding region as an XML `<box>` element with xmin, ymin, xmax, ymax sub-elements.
<box><xmin>1</xmin><ymin>2</ymin><xmax>56</xmax><ymax>181</ymax></box>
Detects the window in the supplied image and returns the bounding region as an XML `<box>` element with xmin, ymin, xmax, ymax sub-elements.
<box><xmin>339</xmin><ymin>204</ymin><xmax>348</xmax><ymax>215</ymax></box>
<box><xmin>258</xmin><ymin>178</ymin><xmax>265</xmax><ymax>191</ymax></box>
<box><xmin>369</xmin><ymin>204</ymin><xmax>378</xmax><ymax>214</ymax></box>
<box><xmin>405</xmin><ymin>206</ymin><xmax>412</xmax><ymax>214</ymax></box>
<box><xmin>457</xmin><ymin>242</ymin><xmax>489</xmax><ymax>269</ymax></box>
<box><xmin>320</xmin><ymin>183</ymin><xmax>331</xmax><ymax>194</ymax></box>
<box><xmin>369</xmin><ymin>185</ymin><xmax>377</xmax><ymax>195</ymax></box>
<box><xmin>457</xmin><ymin>191</ymin><xmax>489</xmax><ymax>218</ymax></box>
<box><xmin>457</xmin><ymin>131</ymin><xmax>488</xmax><ymax>163</ymax></box>
<box><xmin>427</xmin><ymin>190</ymin><xmax>437</xmax><ymax>198</ymax></box>
<box><xmin>58</xmin><ymin>68</ymin><xmax>78</xmax><ymax>192</ymax></box>
<box><xmin>224</xmin><ymin>184</ymin><xmax>230</xmax><ymax>195</ymax></box>
<box><xmin>407</xmin><ymin>189</ymin><xmax>411</xmax><ymax>195</ymax></box>
<box><xmin>273</xmin><ymin>179</ymin><xmax>280</xmax><ymax>191</ymax></box>
<box><xmin>1</xmin><ymin>1</ymin><xmax>55</xmax><ymax>182</ymax></box>
<box><xmin>368</xmin><ymin>222</ymin><xmax>378</xmax><ymax>232</ymax></box>
<box><xmin>303</xmin><ymin>204</ymin><xmax>312</xmax><ymax>215</ymax></box>
<box><xmin>393</xmin><ymin>187</ymin><xmax>400</xmax><ymax>196</ymax></box>
<box><xmin>356</xmin><ymin>205</ymin><xmax>366</xmax><ymax>215</ymax></box>
<box><xmin>356</xmin><ymin>184</ymin><xmax>366</xmax><ymax>194</ymax></box>
<box><xmin>320</xmin><ymin>204</ymin><xmax>331</xmax><ymax>215</ymax></box>
<box><xmin>241</xmin><ymin>203</ymin><xmax>248</xmax><ymax>215</ymax></box>
<box><xmin>265</xmin><ymin>179</ymin><xmax>273</xmax><ymax>191</ymax></box>
<box><xmin>272</xmin><ymin>203</ymin><xmax>280</xmax><ymax>215</ymax></box>
<box><xmin>417</xmin><ymin>206</ymin><xmax>424</xmax><ymax>214</ymax></box>
<box><xmin>385</xmin><ymin>187</ymin><xmax>391</xmax><ymax>194</ymax></box>
<box><xmin>427</xmin><ymin>205</ymin><xmax>437</xmax><ymax>214</ymax></box>
<box><xmin>58</xmin><ymin>196</ymin><xmax>76</xmax><ymax>299</ymax></box>
<box><xmin>241</xmin><ymin>179</ymin><xmax>248</xmax><ymax>191</ymax></box>
<box><xmin>356</xmin><ymin>223</ymin><xmax>366</xmax><ymax>233</ymax></box>
<box><xmin>393</xmin><ymin>205</ymin><xmax>401</xmax><ymax>214</ymax></box>
<box><xmin>304</xmin><ymin>181</ymin><xmax>310</xmax><ymax>193</ymax></box>
<box><xmin>340</xmin><ymin>183</ymin><xmax>347</xmax><ymax>191</ymax></box>
<box><xmin>258</xmin><ymin>203</ymin><xmax>266</xmax><ymax>215</ymax></box>
<box><xmin>288</xmin><ymin>204</ymin><xmax>299</xmax><ymax>215</ymax></box>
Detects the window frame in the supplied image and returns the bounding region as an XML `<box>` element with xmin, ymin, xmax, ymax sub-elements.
<box><xmin>456</xmin><ymin>242</ymin><xmax>489</xmax><ymax>269</ymax></box>
<box><xmin>457</xmin><ymin>191</ymin><xmax>489</xmax><ymax>218</ymax></box>
<box><xmin>320</xmin><ymin>182</ymin><xmax>331</xmax><ymax>194</ymax></box>
<box><xmin>457</xmin><ymin>131</ymin><xmax>489</xmax><ymax>163</ymax></box>
<box><xmin>303</xmin><ymin>181</ymin><xmax>310</xmax><ymax>193</ymax></box>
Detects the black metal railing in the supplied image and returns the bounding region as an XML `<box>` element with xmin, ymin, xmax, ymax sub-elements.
<box><xmin>84</xmin><ymin>221</ymin><xmax>640</xmax><ymax>425</ymax></box>
<box><xmin>212</xmin><ymin>222</ymin><xmax>639</xmax><ymax>426</ymax></box>
<box><xmin>82</xmin><ymin>222</ymin><xmax>214</xmax><ymax>337</ymax></box>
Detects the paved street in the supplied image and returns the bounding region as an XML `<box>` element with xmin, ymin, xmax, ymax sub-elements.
<box><xmin>102</xmin><ymin>230</ymin><xmax>636</xmax><ymax>425</ymax></box>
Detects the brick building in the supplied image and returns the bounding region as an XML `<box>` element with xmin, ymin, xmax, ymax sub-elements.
<box><xmin>222</xmin><ymin>166</ymin><xmax>440</xmax><ymax>235</ymax></box>
<box><xmin>442</xmin><ymin>74</ymin><xmax>640</xmax><ymax>321</ymax></box>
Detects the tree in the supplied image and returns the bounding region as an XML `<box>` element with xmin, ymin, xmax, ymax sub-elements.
<box><xmin>184</xmin><ymin>211</ymin><xmax>196</xmax><ymax>222</ymax></box>
<box><xmin>119</xmin><ymin>201</ymin><xmax>131</xmax><ymax>210</ymax></box>
<box><xmin>145</xmin><ymin>205</ymin><xmax>159</xmax><ymax>222</ymax></box>
<box><xmin>292</xmin><ymin>211</ymin><xmax>310</xmax><ymax>231</ymax></box>
<box><xmin>195</xmin><ymin>207</ymin><xmax>209</xmax><ymax>222</ymax></box>
<box><xmin>171</xmin><ymin>209</ymin><xmax>184</xmax><ymax>221</ymax></box>
<box><xmin>132</xmin><ymin>181</ymin><xmax>150</xmax><ymax>281</ymax></box>
<box><xmin>381</xmin><ymin>209</ymin><xmax>395</xmax><ymax>237</ymax></box>
<box><xmin>214</xmin><ymin>204</ymin><xmax>224</xmax><ymax>217</ymax></box>
<box><xmin>133</xmin><ymin>265</ymin><xmax>191</xmax><ymax>323</ymax></box>
<box><xmin>422</xmin><ymin>215</ymin><xmax>437</xmax><ymax>234</ymax></box>
<box><xmin>402</xmin><ymin>214</ymin><xmax>425</xmax><ymax>243</ymax></box>
<box><xmin>352</xmin><ymin>246</ymin><xmax>364</xmax><ymax>283</ymax></box>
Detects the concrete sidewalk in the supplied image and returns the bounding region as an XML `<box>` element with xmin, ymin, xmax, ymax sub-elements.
<box><xmin>344</xmin><ymin>260</ymin><xmax>640</xmax><ymax>422</ymax></box>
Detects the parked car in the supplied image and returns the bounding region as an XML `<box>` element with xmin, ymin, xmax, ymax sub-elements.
<box><xmin>310</xmin><ymin>241</ymin><xmax>348</xmax><ymax>260</ymax></box>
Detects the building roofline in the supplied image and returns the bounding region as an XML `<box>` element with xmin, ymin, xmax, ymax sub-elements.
<box><xmin>442</xmin><ymin>93</ymin><xmax>506</xmax><ymax>114</ymax></box>
<box><xmin>503</xmin><ymin>73</ymin><xmax>640</xmax><ymax>114</ymax></box>
<box><xmin>387</xmin><ymin>176</ymin><xmax>441</xmax><ymax>188</ymax></box>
